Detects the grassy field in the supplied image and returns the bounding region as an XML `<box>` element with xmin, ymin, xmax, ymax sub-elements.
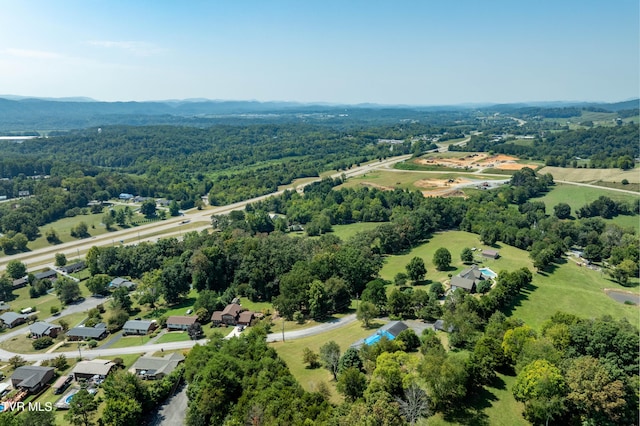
<box><xmin>539</xmin><ymin>166</ymin><xmax>640</xmax><ymax>185</ymax></box>
<box><xmin>271</xmin><ymin>319</ymin><xmax>382</xmax><ymax>403</ymax></box>
<box><xmin>534</xmin><ymin>183</ymin><xmax>640</xmax><ymax>232</ymax></box>
<box><xmin>331</xmin><ymin>222</ymin><xmax>380</xmax><ymax>241</ymax></box>
<box><xmin>378</xmin><ymin>230</ymin><xmax>639</xmax><ymax>330</ymax></box>
<box><xmin>155</xmin><ymin>331</ymin><xmax>191</xmax><ymax>344</ymax></box>
<box><xmin>103</xmin><ymin>334</ymin><xmax>153</xmax><ymax>349</ymax></box>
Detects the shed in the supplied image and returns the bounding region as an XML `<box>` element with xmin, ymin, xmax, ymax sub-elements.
<box><xmin>481</xmin><ymin>249</ymin><xmax>499</xmax><ymax>259</ymax></box>
<box><xmin>52</xmin><ymin>375</ymin><xmax>72</xmax><ymax>394</ymax></box>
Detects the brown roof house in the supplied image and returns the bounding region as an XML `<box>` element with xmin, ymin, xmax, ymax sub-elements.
<box><xmin>166</xmin><ymin>316</ymin><xmax>198</xmax><ymax>331</ymax></box>
<box><xmin>11</xmin><ymin>366</ymin><xmax>55</xmax><ymax>394</ymax></box>
<box><xmin>237</xmin><ymin>311</ymin><xmax>255</xmax><ymax>326</ymax></box>
<box><xmin>72</xmin><ymin>359</ymin><xmax>116</xmax><ymax>381</ymax></box>
<box><xmin>211</xmin><ymin>303</ymin><xmax>255</xmax><ymax>326</ymax></box>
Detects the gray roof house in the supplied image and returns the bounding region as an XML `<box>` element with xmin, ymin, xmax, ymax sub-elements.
<box><xmin>123</xmin><ymin>320</ymin><xmax>156</xmax><ymax>335</ymax></box>
<box><xmin>109</xmin><ymin>277</ymin><xmax>136</xmax><ymax>290</ymax></box>
<box><xmin>60</xmin><ymin>261</ymin><xmax>86</xmax><ymax>274</ymax></box>
<box><xmin>351</xmin><ymin>321</ymin><xmax>409</xmax><ymax>348</ymax></box>
<box><xmin>450</xmin><ymin>265</ymin><xmax>484</xmax><ymax>293</ymax></box>
<box><xmin>72</xmin><ymin>359</ymin><xmax>116</xmax><ymax>381</ymax></box>
<box><xmin>12</xmin><ymin>277</ymin><xmax>28</xmax><ymax>289</ymax></box>
<box><xmin>131</xmin><ymin>352</ymin><xmax>185</xmax><ymax>380</ymax></box>
<box><xmin>11</xmin><ymin>366</ymin><xmax>55</xmax><ymax>394</ymax></box>
<box><xmin>34</xmin><ymin>269</ymin><xmax>58</xmax><ymax>281</ymax></box>
<box><xmin>30</xmin><ymin>321</ymin><xmax>63</xmax><ymax>338</ymax></box>
<box><xmin>66</xmin><ymin>325</ymin><xmax>109</xmax><ymax>341</ymax></box>
<box><xmin>0</xmin><ymin>312</ymin><xmax>30</xmax><ymax>328</ymax></box>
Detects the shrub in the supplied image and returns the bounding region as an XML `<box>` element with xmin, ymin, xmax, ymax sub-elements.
<box><xmin>32</xmin><ymin>337</ymin><xmax>54</xmax><ymax>350</ymax></box>
<box><xmin>50</xmin><ymin>306</ymin><xmax>59</xmax><ymax>315</ymax></box>
<box><xmin>293</xmin><ymin>311</ymin><xmax>305</xmax><ymax>324</ymax></box>
<box><xmin>87</xmin><ymin>339</ymin><xmax>98</xmax><ymax>348</ymax></box>
<box><xmin>477</xmin><ymin>280</ymin><xmax>492</xmax><ymax>294</ymax></box>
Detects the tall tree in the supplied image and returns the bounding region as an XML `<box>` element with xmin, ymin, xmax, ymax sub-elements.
<box><xmin>65</xmin><ymin>388</ymin><xmax>98</xmax><ymax>426</ymax></box>
<box><xmin>356</xmin><ymin>301</ymin><xmax>378</xmax><ymax>328</ymax></box>
<box><xmin>5</xmin><ymin>260</ymin><xmax>26</xmax><ymax>279</ymax></box>
<box><xmin>433</xmin><ymin>247</ymin><xmax>452</xmax><ymax>271</ymax></box>
<box><xmin>405</xmin><ymin>257</ymin><xmax>426</xmax><ymax>283</ymax></box>
<box><xmin>513</xmin><ymin>360</ymin><xmax>566</xmax><ymax>426</ymax></box>
<box><xmin>320</xmin><ymin>341</ymin><xmax>341</xmax><ymax>380</ymax></box>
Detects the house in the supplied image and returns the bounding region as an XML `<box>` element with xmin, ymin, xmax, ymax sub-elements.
<box><xmin>66</xmin><ymin>324</ymin><xmax>109</xmax><ymax>341</ymax></box>
<box><xmin>30</xmin><ymin>322</ymin><xmax>62</xmax><ymax>338</ymax></box>
<box><xmin>237</xmin><ymin>311</ymin><xmax>255</xmax><ymax>326</ymax></box>
<box><xmin>351</xmin><ymin>321</ymin><xmax>409</xmax><ymax>348</ymax></box>
<box><xmin>450</xmin><ymin>265</ymin><xmax>484</xmax><ymax>293</ymax></box>
<box><xmin>52</xmin><ymin>375</ymin><xmax>72</xmax><ymax>394</ymax></box>
<box><xmin>211</xmin><ymin>303</ymin><xmax>247</xmax><ymax>326</ymax></box>
<box><xmin>60</xmin><ymin>261</ymin><xmax>86</xmax><ymax>274</ymax></box>
<box><xmin>12</xmin><ymin>277</ymin><xmax>28</xmax><ymax>289</ymax></box>
<box><xmin>72</xmin><ymin>359</ymin><xmax>115</xmax><ymax>381</ymax></box>
<box><xmin>481</xmin><ymin>249</ymin><xmax>499</xmax><ymax>259</ymax></box>
<box><xmin>0</xmin><ymin>302</ymin><xmax>11</xmax><ymax>312</ymax></box>
<box><xmin>130</xmin><ymin>352</ymin><xmax>185</xmax><ymax>380</ymax></box>
<box><xmin>122</xmin><ymin>320</ymin><xmax>156</xmax><ymax>335</ymax></box>
<box><xmin>11</xmin><ymin>366</ymin><xmax>55</xmax><ymax>394</ymax></box>
<box><xmin>0</xmin><ymin>312</ymin><xmax>30</xmax><ymax>328</ymax></box>
<box><xmin>166</xmin><ymin>316</ymin><xmax>197</xmax><ymax>331</ymax></box>
<box><xmin>119</xmin><ymin>193</ymin><xmax>134</xmax><ymax>200</ymax></box>
<box><xmin>34</xmin><ymin>269</ymin><xmax>57</xmax><ymax>281</ymax></box>
<box><xmin>434</xmin><ymin>319</ymin><xmax>454</xmax><ymax>333</ymax></box>
<box><xmin>109</xmin><ymin>277</ymin><xmax>136</xmax><ymax>290</ymax></box>
<box><xmin>17</xmin><ymin>190</ymin><xmax>30</xmax><ymax>197</ymax></box>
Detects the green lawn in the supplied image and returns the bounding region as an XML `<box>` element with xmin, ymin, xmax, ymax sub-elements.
<box><xmin>331</xmin><ymin>222</ymin><xmax>380</xmax><ymax>242</ymax></box>
<box><xmin>105</xmin><ymin>334</ymin><xmax>154</xmax><ymax>349</ymax></box>
<box><xmin>155</xmin><ymin>331</ymin><xmax>191</xmax><ymax>344</ymax></box>
<box><xmin>271</xmin><ymin>319</ymin><xmax>383</xmax><ymax>403</ymax></box>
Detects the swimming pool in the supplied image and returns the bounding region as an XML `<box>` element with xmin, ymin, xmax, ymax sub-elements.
<box><xmin>364</xmin><ymin>330</ymin><xmax>395</xmax><ymax>345</ymax></box>
<box><xmin>65</xmin><ymin>393</ymin><xmax>75</xmax><ymax>404</ymax></box>
<box><xmin>479</xmin><ymin>267</ymin><xmax>497</xmax><ymax>279</ymax></box>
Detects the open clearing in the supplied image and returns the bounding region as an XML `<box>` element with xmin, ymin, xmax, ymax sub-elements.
<box><xmin>539</xmin><ymin>166</ymin><xmax>640</xmax><ymax>185</ymax></box>
<box><xmin>416</xmin><ymin>152</ymin><xmax>539</xmax><ymax>171</ymax></box>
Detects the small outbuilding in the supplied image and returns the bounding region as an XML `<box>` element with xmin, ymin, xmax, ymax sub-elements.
<box><xmin>481</xmin><ymin>249</ymin><xmax>500</xmax><ymax>259</ymax></box>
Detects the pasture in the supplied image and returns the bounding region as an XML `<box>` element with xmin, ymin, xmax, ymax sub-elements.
<box><xmin>539</xmin><ymin>166</ymin><xmax>640</xmax><ymax>185</ymax></box>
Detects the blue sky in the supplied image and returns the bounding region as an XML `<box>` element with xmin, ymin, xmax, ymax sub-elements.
<box><xmin>0</xmin><ymin>0</ymin><xmax>637</xmax><ymax>104</ymax></box>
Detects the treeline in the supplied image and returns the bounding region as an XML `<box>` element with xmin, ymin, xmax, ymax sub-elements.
<box><xmin>455</xmin><ymin>124</ymin><xmax>639</xmax><ymax>169</ymax></box>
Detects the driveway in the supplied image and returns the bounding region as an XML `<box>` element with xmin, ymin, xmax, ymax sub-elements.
<box><xmin>149</xmin><ymin>382</ymin><xmax>188</xmax><ymax>426</ymax></box>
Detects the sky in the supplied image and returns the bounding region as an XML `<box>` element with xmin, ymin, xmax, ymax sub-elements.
<box><xmin>0</xmin><ymin>0</ymin><xmax>638</xmax><ymax>105</ymax></box>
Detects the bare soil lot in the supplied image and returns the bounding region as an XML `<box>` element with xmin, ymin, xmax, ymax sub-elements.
<box><xmin>417</xmin><ymin>153</ymin><xmax>537</xmax><ymax>171</ymax></box>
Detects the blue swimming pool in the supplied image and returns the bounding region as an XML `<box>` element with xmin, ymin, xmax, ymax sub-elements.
<box><xmin>65</xmin><ymin>393</ymin><xmax>75</xmax><ymax>404</ymax></box>
<box><xmin>364</xmin><ymin>330</ymin><xmax>395</xmax><ymax>345</ymax></box>
<box><xmin>479</xmin><ymin>267</ymin><xmax>497</xmax><ymax>279</ymax></box>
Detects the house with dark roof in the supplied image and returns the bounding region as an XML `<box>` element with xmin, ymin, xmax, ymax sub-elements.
<box><xmin>450</xmin><ymin>265</ymin><xmax>484</xmax><ymax>293</ymax></box>
<box><xmin>109</xmin><ymin>277</ymin><xmax>136</xmax><ymax>290</ymax></box>
<box><xmin>12</xmin><ymin>277</ymin><xmax>28</xmax><ymax>289</ymax></box>
<box><xmin>237</xmin><ymin>311</ymin><xmax>255</xmax><ymax>326</ymax></box>
<box><xmin>211</xmin><ymin>303</ymin><xmax>254</xmax><ymax>326</ymax></box>
<box><xmin>34</xmin><ymin>269</ymin><xmax>58</xmax><ymax>281</ymax></box>
<box><xmin>351</xmin><ymin>321</ymin><xmax>409</xmax><ymax>348</ymax></box>
<box><xmin>52</xmin><ymin>375</ymin><xmax>72</xmax><ymax>394</ymax></box>
<box><xmin>122</xmin><ymin>320</ymin><xmax>156</xmax><ymax>335</ymax></box>
<box><xmin>72</xmin><ymin>359</ymin><xmax>115</xmax><ymax>381</ymax></box>
<box><xmin>60</xmin><ymin>261</ymin><xmax>86</xmax><ymax>274</ymax></box>
<box><xmin>130</xmin><ymin>352</ymin><xmax>185</xmax><ymax>380</ymax></box>
<box><xmin>0</xmin><ymin>312</ymin><xmax>30</xmax><ymax>328</ymax></box>
<box><xmin>66</xmin><ymin>324</ymin><xmax>109</xmax><ymax>341</ymax></box>
<box><xmin>166</xmin><ymin>316</ymin><xmax>197</xmax><ymax>331</ymax></box>
<box><xmin>0</xmin><ymin>302</ymin><xmax>11</xmax><ymax>312</ymax></box>
<box><xmin>30</xmin><ymin>321</ymin><xmax>62</xmax><ymax>338</ymax></box>
<box><xmin>11</xmin><ymin>366</ymin><xmax>55</xmax><ymax>394</ymax></box>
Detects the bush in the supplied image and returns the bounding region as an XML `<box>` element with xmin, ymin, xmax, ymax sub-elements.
<box><xmin>477</xmin><ymin>280</ymin><xmax>492</xmax><ymax>294</ymax></box>
<box><xmin>293</xmin><ymin>311</ymin><xmax>305</xmax><ymax>324</ymax></box>
<box><xmin>87</xmin><ymin>339</ymin><xmax>98</xmax><ymax>348</ymax></box>
<box><xmin>621</xmin><ymin>179</ymin><xmax>629</xmax><ymax>185</ymax></box>
<box><xmin>50</xmin><ymin>306</ymin><xmax>59</xmax><ymax>315</ymax></box>
<box><xmin>32</xmin><ymin>336</ymin><xmax>54</xmax><ymax>350</ymax></box>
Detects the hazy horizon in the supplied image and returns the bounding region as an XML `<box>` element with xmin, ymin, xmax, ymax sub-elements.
<box><xmin>1</xmin><ymin>1</ymin><xmax>638</xmax><ymax>105</ymax></box>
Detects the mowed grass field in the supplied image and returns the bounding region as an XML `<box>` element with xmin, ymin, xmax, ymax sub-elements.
<box><xmin>534</xmin><ymin>184</ymin><xmax>640</xmax><ymax>232</ymax></box>
<box><xmin>539</xmin><ymin>166</ymin><xmax>640</xmax><ymax>184</ymax></box>
<box><xmin>339</xmin><ymin>170</ymin><xmax>505</xmax><ymax>192</ymax></box>
<box><xmin>379</xmin><ymin>230</ymin><xmax>638</xmax><ymax>330</ymax></box>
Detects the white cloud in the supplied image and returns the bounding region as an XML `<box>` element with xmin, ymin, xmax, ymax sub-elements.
<box><xmin>86</xmin><ymin>40</ymin><xmax>163</xmax><ymax>56</ymax></box>
<box><xmin>5</xmin><ymin>48</ymin><xmax>62</xmax><ymax>59</ymax></box>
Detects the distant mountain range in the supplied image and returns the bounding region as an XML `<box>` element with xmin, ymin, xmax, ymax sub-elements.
<box><xmin>0</xmin><ymin>95</ymin><xmax>636</xmax><ymax>132</ymax></box>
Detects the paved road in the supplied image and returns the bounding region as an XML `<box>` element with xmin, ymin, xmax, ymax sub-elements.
<box><xmin>149</xmin><ymin>382</ymin><xmax>188</xmax><ymax>426</ymax></box>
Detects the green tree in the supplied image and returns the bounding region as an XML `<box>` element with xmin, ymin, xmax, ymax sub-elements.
<box><xmin>502</xmin><ymin>325</ymin><xmax>537</xmax><ymax>365</ymax></box>
<box><xmin>406</xmin><ymin>257</ymin><xmax>426</xmax><ymax>283</ymax></box>
<box><xmin>302</xmin><ymin>347</ymin><xmax>320</xmax><ymax>368</ymax></box>
<box><xmin>12</xmin><ymin>233</ymin><xmax>28</xmax><ymax>251</ymax></box>
<box><xmin>5</xmin><ymin>260</ymin><xmax>27</xmax><ymax>279</ymax></box>
<box><xmin>396</xmin><ymin>329</ymin><xmax>420</xmax><ymax>352</ymax></box>
<box><xmin>337</xmin><ymin>367</ymin><xmax>367</xmax><ymax>402</ymax></box>
<box><xmin>320</xmin><ymin>341</ymin><xmax>341</xmax><ymax>380</ymax></box>
<box><xmin>45</xmin><ymin>228</ymin><xmax>61</xmax><ymax>244</ymax></box>
<box><xmin>55</xmin><ymin>277</ymin><xmax>81</xmax><ymax>305</ymax></box>
<box><xmin>8</xmin><ymin>355</ymin><xmax>26</xmax><ymax>369</ymax></box>
<box><xmin>361</xmin><ymin>279</ymin><xmax>388</xmax><ymax>312</ymax></box>
<box><xmin>70</xmin><ymin>222</ymin><xmax>89</xmax><ymax>238</ymax></box>
<box><xmin>168</xmin><ymin>200</ymin><xmax>180</xmax><ymax>217</ymax></box>
<box><xmin>356</xmin><ymin>301</ymin><xmax>378</xmax><ymax>328</ymax></box>
<box><xmin>111</xmin><ymin>286</ymin><xmax>132</xmax><ymax>312</ymax></box>
<box><xmin>140</xmin><ymin>199</ymin><xmax>157</xmax><ymax>218</ymax></box>
<box><xmin>19</xmin><ymin>410</ymin><xmax>55</xmax><ymax>426</ymax></box>
<box><xmin>421</xmin><ymin>352</ymin><xmax>468</xmax><ymax>412</ymax></box>
<box><xmin>307</xmin><ymin>279</ymin><xmax>330</xmax><ymax>320</ymax></box>
<box><xmin>102</xmin><ymin>212</ymin><xmax>115</xmax><ymax>230</ymax></box>
<box><xmin>54</xmin><ymin>252</ymin><xmax>67</xmax><ymax>267</ymax></box>
<box><xmin>338</xmin><ymin>347</ymin><xmax>363</xmax><ymax>373</ymax></box>
<box><xmin>65</xmin><ymin>388</ymin><xmax>98</xmax><ymax>426</ymax></box>
<box><xmin>433</xmin><ymin>247</ymin><xmax>452</xmax><ymax>271</ymax></box>
<box><xmin>138</xmin><ymin>269</ymin><xmax>162</xmax><ymax>310</ymax></box>
<box><xmin>460</xmin><ymin>247</ymin><xmax>474</xmax><ymax>264</ymax></box>
<box><xmin>553</xmin><ymin>202</ymin><xmax>571</xmax><ymax>219</ymax></box>
<box><xmin>513</xmin><ymin>360</ymin><xmax>566</xmax><ymax>426</ymax></box>
<box><xmin>85</xmin><ymin>274</ymin><xmax>110</xmax><ymax>296</ymax></box>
